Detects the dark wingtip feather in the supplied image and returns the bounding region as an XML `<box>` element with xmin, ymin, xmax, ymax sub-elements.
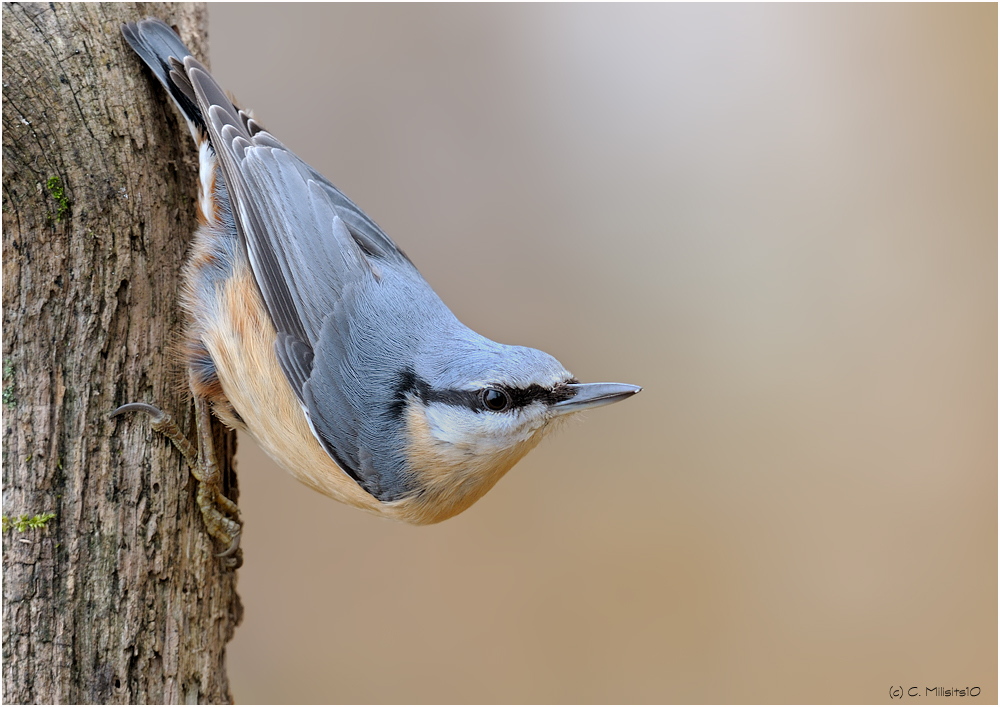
<box><xmin>121</xmin><ymin>18</ymin><xmax>205</xmax><ymax>134</ymax></box>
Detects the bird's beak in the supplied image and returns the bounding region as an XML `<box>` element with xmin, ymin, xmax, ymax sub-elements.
<box><xmin>553</xmin><ymin>382</ymin><xmax>642</xmax><ymax>414</ymax></box>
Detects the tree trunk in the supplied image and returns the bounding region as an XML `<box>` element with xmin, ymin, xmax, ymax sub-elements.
<box><xmin>2</xmin><ymin>3</ymin><xmax>242</xmax><ymax>703</ymax></box>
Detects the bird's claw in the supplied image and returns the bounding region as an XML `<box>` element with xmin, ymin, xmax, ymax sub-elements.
<box><xmin>217</xmin><ymin>531</ymin><xmax>241</xmax><ymax>558</ymax></box>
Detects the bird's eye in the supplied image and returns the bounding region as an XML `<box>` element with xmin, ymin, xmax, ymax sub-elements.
<box><xmin>482</xmin><ymin>388</ymin><xmax>511</xmax><ymax>412</ymax></box>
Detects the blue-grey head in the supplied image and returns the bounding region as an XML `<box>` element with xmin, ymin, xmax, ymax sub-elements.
<box><xmin>365</xmin><ymin>320</ymin><xmax>641</xmax><ymax>523</ymax></box>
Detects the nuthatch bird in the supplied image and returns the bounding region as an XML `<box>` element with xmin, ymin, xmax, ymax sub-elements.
<box><xmin>116</xmin><ymin>18</ymin><xmax>640</xmax><ymax>562</ymax></box>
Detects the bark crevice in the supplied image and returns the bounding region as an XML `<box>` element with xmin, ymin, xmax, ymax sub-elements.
<box><xmin>3</xmin><ymin>3</ymin><xmax>241</xmax><ymax>703</ymax></box>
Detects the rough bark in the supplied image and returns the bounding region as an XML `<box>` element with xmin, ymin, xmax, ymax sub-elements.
<box><xmin>2</xmin><ymin>3</ymin><xmax>242</xmax><ymax>703</ymax></box>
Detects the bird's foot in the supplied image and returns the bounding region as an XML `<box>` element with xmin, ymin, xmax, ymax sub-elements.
<box><xmin>112</xmin><ymin>398</ymin><xmax>243</xmax><ymax>570</ymax></box>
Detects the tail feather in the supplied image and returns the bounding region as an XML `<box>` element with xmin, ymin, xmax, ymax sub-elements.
<box><xmin>121</xmin><ymin>19</ymin><xmax>206</xmax><ymax>135</ymax></box>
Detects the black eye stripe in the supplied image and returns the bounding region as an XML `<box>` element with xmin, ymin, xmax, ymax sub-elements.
<box><xmin>389</xmin><ymin>368</ymin><xmax>578</xmax><ymax>417</ymax></box>
<box><xmin>505</xmin><ymin>383</ymin><xmax>577</xmax><ymax>408</ymax></box>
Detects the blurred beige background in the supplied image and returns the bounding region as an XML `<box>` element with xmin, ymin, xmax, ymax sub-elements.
<box><xmin>205</xmin><ymin>4</ymin><xmax>996</xmax><ymax>703</ymax></box>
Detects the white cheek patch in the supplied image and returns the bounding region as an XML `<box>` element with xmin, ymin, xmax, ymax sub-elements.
<box><xmin>423</xmin><ymin>402</ymin><xmax>545</xmax><ymax>451</ymax></box>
